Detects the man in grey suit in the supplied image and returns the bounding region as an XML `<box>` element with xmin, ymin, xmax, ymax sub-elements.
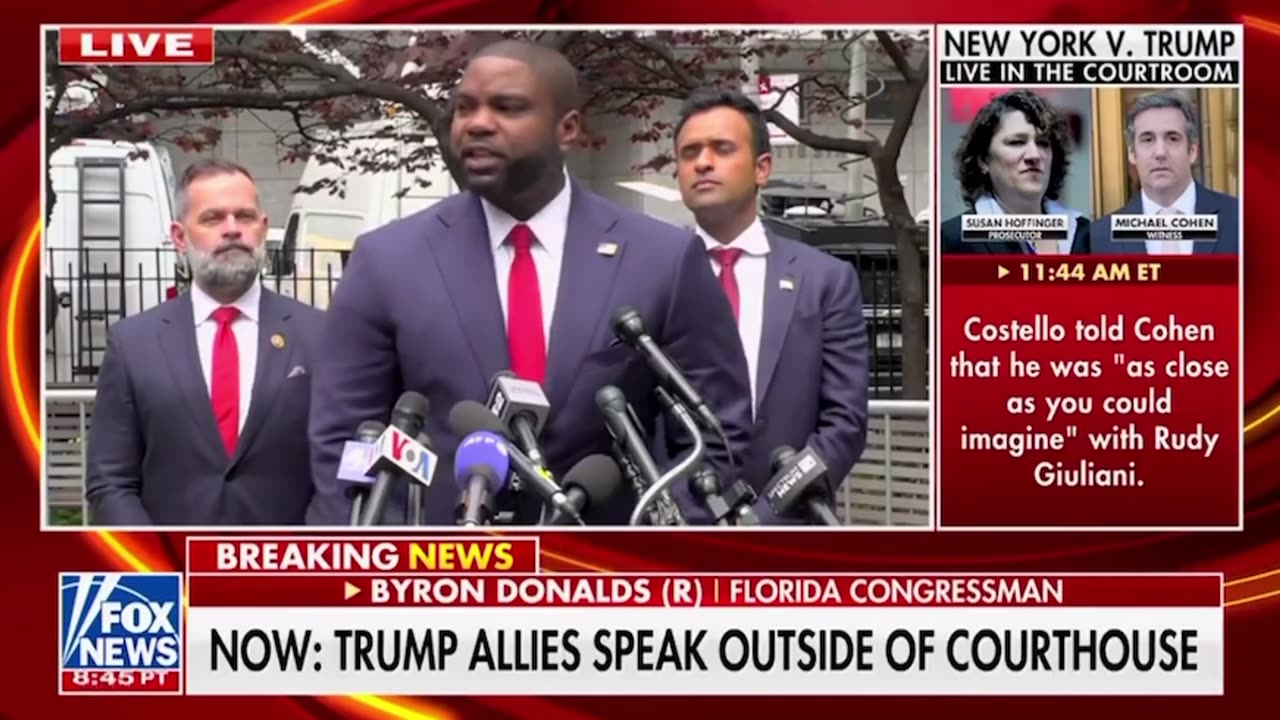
<box><xmin>1090</xmin><ymin>91</ymin><xmax>1239</xmax><ymax>255</ymax></box>
<box><xmin>306</xmin><ymin>40</ymin><xmax>753</xmax><ymax>526</ymax></box>
<box><xmin>673</xmin><ymin>87</ymin><xmax>870</xmax><ymax>521</ymax></box>
<box><xmin>85</xmin><ymin>160</ymin><xmax>324</xmax><ymax>525</ymax></box>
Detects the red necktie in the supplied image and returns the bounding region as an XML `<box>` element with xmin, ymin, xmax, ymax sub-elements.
<box><xmin>710</xmin><ymin>247</ymin><xmax>743</xmax><ymax>322</ymax></box>
<box><xmin>210</xmin><ymin>306</ymin><xmax>241</xmax><ymax>456</ymax></box>
<box><xmin>506</xmin><ymin>224</ymin><xmax>546</xmax><ymax>383</ymax></box>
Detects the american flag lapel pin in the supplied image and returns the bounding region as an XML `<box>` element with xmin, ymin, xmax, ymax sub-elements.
<box><xmin>780</xmin><ymin>276</ymin><xmax>796</xmax><ymax>291</ymax></box>
<box><xmin>597</xmin><ymin>242</ymin><xmax>618</xmax><ymax>256</ymax></box>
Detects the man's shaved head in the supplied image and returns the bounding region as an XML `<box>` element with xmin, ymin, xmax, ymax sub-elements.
<box><xmin>469</xmin><ymin>39</ymin><xmax>582</xmax><ymax>116</ymax></box>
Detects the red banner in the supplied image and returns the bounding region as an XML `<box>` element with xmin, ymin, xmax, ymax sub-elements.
<box><xmin>939</xmin><ymin>256</ymin><xmax>1241</xmax><ymax>529</ymax></box>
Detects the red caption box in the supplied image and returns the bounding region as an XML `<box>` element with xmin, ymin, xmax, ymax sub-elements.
<box><xmin>938</xmin><ymin>256</ymin><xmax>1241</xmax><ymax>530</ymax></box>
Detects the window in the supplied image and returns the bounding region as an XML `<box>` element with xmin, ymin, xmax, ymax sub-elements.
<box><xmin>156</xmin><ymin>146</ymin><xmax>178</xmax><ymax>223</ymax></box>
<box><xmin>301</xmin><ymin>212</ymin><xmax>365</xmax><ymax>282</ymax></box>
<box><xmin>276</xmin><ymin>213</ymin><xmax>300</xmax><ymax>276</ymax></box>
<box><xmin>865</xmin><ymin>80</ymin><xmax>911</xmax><ymax>121</ymax></box>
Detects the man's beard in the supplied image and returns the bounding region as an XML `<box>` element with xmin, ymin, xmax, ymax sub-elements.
<box><xmin>460</xmin><ymin>144</ymin><xmax>557</xmax><ymax>197</ymax></box>
<box><xmin>187</xmin><ymin>240</ymin><xmax>265</xmax><ymax>297</ymax></box>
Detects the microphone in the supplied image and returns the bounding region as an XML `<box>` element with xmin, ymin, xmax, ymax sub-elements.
<box><xmin>721</xmin><ymin>478</ymin><xmax>762</xmax><ymax>526</ymax></box>
<box><xmin>341</xmin><ymin>420</ymin><xmax>385</xmax><ymax>526</ymax></box>
<box><xmin>447</xmin><ymin>400</ymin><xmax>584</xmax><ymax>525</ymax></box>
<box><xmin>766</xmin><ymin>446</ymin><xmax>842</xmax><ymax>527</ymax></box>
<box><xmin>688</xmin><ymin>467</ymin><xmax>761</xmax><ymax>526</ymax></box>
<box><xmin>611</xmin><ymin>306</ymin><xmax>724</xmax><ymax>437</ymax></box>
<box><xmin>405</xmin><ymin>431</ymin><xmax>433</xmax><ymax>526</ymax></box>
<box><xmin>597</xmin><ymin>386</ymin><xmax>686</xmax><ymax>526</ymax></box>
<box><xmin>546</xmin><ymin>454</ymin><xmax>625</xmax><ymax>525</ymax></box>
<box><xmin>454</xmin><ymin>431</ymin><xmax>510</xmax><ymax>527</ymax></box>
<box><xmin>358</xmin><ymin>391</ymin><xmax>436</xmax><ymax>526</ymax></box>
<box><xmin>596</xmin><ymin>386</ymin><xmax>663</xmax><ymax>489</ymax></box>
<box><xmin>487</xmin><ymin>371</ymin><xmax>551</xmax><ymax>472</ymax></box>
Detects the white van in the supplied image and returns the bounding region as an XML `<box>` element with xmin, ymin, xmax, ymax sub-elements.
<box><xmin>267</xmin><ymin>119</ymin><xmax>457</xmax><ymax>309</ymax></box>
<box><xmin>45</xmin><ymin>138</ymin><xmax>183</xmax><ymax>385</ymax></box>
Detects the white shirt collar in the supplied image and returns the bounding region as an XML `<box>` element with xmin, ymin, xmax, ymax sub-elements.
<box><xmin>482</xmin><ymin>167</ymin><xmax>573</xmax><ymax>257</ymax></box>
<box><xmin>191</xmin><ymin>276</ymin><xmax>261</xmax><ymax>326</ymax></box>
<box><xmin>1141</xmin><ymin>181</ymin><xmax>1197</xmax><ymax>215</ymax></box>
<box><xmin>697</xmin><ymin>216</ymin><xmax>771</xmax><ymax>256</ymax></box>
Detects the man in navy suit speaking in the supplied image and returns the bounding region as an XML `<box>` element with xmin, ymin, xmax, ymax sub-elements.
<box><xmin>672</xmin><ymin>87</ymin><xmax>870</xmax><ymax>521</ymax></box>
<box><xmin>306</xmin><ymin>40</ymin><xmax>754</xmax><ymax>526</ymax></box>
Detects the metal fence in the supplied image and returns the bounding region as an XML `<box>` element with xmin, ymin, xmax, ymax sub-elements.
<box><xmin>46</xmin><ymin>246</ymin><xmax>927</xmax><ymax>398</ymax></box>
<box><xmin>45</xmin><ymin>390</ymin><xmax>929</xmax><ymax>527</ymax></box>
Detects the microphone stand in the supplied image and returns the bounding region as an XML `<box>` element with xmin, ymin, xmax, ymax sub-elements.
<box><xmin>609</xmin><ymin>440</ymin><xmax>654</xmax><ymax>521</ymax></box>
<box><xmin>807</xmin><ymin>497</ymin><xmax>843</xmax><ymax>527</ymax></box>
<box><xmin>406</xmin><ymin>484</ymin><xmax>423</xmax><ymax>525</ymax></box>
<box><xmin>722</xmin><ymin>479</ymin><xmax>761</xmax><ymax>526</ymax></box>
<box><xmin>631</xmin><ymin>388</ymin><xmax>702</xmax><ymax>526</ymax></box>
<box><xmin>350</xmin><ymin>493</ymin><xmax>365</xmax><ymax>526</ymax></box>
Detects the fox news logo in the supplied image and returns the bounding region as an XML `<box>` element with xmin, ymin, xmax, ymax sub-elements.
<box><xmin>59</xmin><ymin>573</ymin><xmax>182</xmax><ymax>674</ymax></box>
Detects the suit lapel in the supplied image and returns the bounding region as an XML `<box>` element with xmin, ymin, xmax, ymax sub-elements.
<box><xmin>229</xmin><ymin>291</ymin><xmax>294</xmax><ymax>468</ymax></box>
<box><xmin>1193</xmin><ymin>184</ymin><xmax>1222</xmax><ymax>255</ymax></box>
<box><xmin>1119</xmin><ymin>196</ymin><xmax>1146</xmax><ymax>253</ymax></box>
<box><xmin>544</xmin><ymin>184</ymin><xmax>625</xmax><ymax>410</ymax></box>
<box><xmin>756</xmin><ymin>235</ymin><xmax>799</xmax><ymax>408</ymax></box>
<box><xmin>157</xmin><ymin>293</ymin><xmax>223</xmax><ymax>460</ymax></box>
<box><xmin>434</xmin><ymin>194</ymin><xmax>510</xmax><ymax>388</ymax></box>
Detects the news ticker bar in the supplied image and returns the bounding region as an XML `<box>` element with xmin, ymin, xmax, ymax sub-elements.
<box><xmin>182</xmin><ymin>604</ymin><xmax>1223</xmax><ymax>696</ymax></box>
<box><xmin>942</xmin><ymin>257</ymin><xmax>1237</xmax><ymax>286</ymax></box>
<box><xmin>184</xmin><ymin>573</ymin><xmax>1222</xmax><ymax>608</ymax></box>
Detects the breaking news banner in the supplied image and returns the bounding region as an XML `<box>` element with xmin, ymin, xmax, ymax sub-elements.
<box><xmin>135</xmin><ymin>539</ymin><xmax>1223</xmax><ymax>696</ymax></box>
<box><xmin>935</xmin><ymin>23</ymin><xmax>1243</xmax><ymax>530</ymax></box>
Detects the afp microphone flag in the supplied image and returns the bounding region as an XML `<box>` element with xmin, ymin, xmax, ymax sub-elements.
<box><xmin>169</xmin><ymin>537</ymin><xmax>1223</xmax><ymax>697</ymax></box>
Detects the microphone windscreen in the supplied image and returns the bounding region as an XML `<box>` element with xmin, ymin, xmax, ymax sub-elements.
<box><xmin>562</xmin><ymin>454</ymin><xmax>624</xmax><ymax>510</ymax></box>
<box><xmin>393</xmin><ymin>391</ymin><xmax>431</xmax><ymax>417</ymax></box>
<box><xmin>594</xmin><ymin>385</ymin><xmax>627</xmax><ymax>412</ymax></box>
<box><xmin>611</xmin><ymin>306</ymin><xmax>646</xmax><ymax>342</ymax></box>
<box><xmin>449</xmin><ymin>400</ymin><xmax>510</xmax><ymax>439</ymax></box>
<box><xmin>769</xmin><ymin>445</ymin><xmax>797</xmax><ymax>472</ymax></box>
<box><xmin>355</xmin><ymin>421</ymin><xmax>386</xmax><ymax>442</ymax></box>
<box><xmin>453</xmin><ymin>431</ymin><xmax>510</xmax><ymax>493</ymax></box>
<box><xmin>391</xmin><ymin>391</ymin><xmax>431</xmax><ymax>435</ymax></box>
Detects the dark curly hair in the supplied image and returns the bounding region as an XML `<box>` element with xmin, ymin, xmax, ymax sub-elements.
<box><xmin>952</xmin><ymin>89</ymin><xmax>1071</xmax><ymax>207</ymax></box>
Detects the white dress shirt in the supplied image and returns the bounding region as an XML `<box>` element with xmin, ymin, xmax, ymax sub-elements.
<box><xmin>191</xmin><ymin>278</ymin><xmax>261</xmax><ymax>433</ymax></box>
<box><xmin>482</xmin><ymin>168</ymin><xmax>572</xmax><ymax>343</ymax></box>
<box><xmin>698</xmin><ymin>217</ymin><xmax>769</xmax><ymax>418</ymax></box>
<box><xmin>1142</xmin><ymin>182</ymin><xmax>1196</xmax><ymax>255</ymax></box>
